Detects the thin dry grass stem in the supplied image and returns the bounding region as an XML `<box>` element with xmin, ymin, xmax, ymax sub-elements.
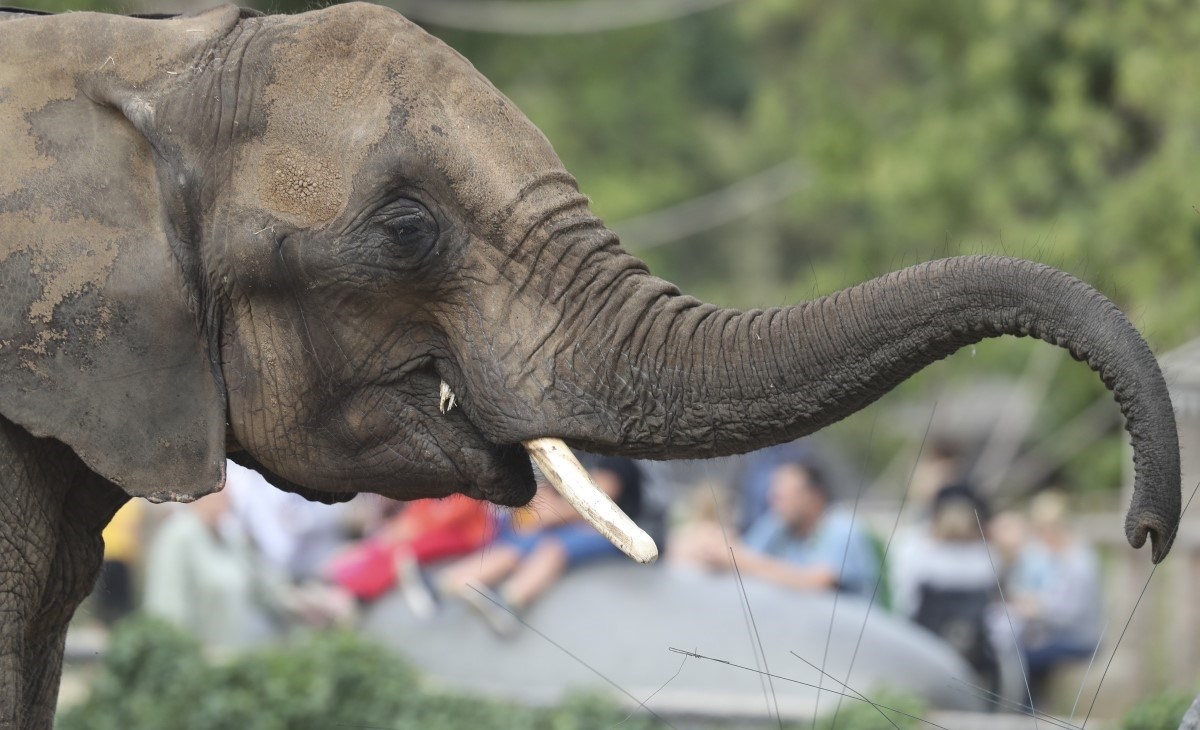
<box><xmin>830</xmin><ymin>404</ymin><xmax>937</xmax><ymax>730</ymax></box>
<box><xmin>973</xmin><ymin>509</ymin><xmax>1039</xmax><ymax>729</ymax></box>
<box><xmin>1067</xmin><ymin>619</ymin><xmax>1108</xmax><ymax>723</ymax></box>
<box><xmin>667</xmin><ymin>647</ymin><xmax>951</xmax><ymax>730</ymax></box>
<box><xmin>728</xmin><ymin>549</ymin><xmax>784</xmax><ymax>730</ymax></box>
<box><xmin>814</xmin><ymin>415</ymin><xmax>877</xmax><ymax>728</ymax></box>
<box><xmin>949</xmin><ymin>676</ymin><xmax>1084</xmax><ymax>730</ymax></box>
<box><xmin>707</xmin><ymin>481</ymin><xmax>775</xmax><ymax>718</ymax></box>
<box><xmin>789</xmin><ymin>651</ymin><xmax>901</xmax><ymax>730</ymax></box>
<box><xmin>608</xmin><ymin>654</ymin><xmax>689</xmax><ymax>729</ymax></box>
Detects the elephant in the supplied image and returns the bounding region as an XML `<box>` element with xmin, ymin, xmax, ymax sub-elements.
<box><xmin>0</xmin><ymin>3</ymin><xmax>1181</xmax><ymax>727</ymax></box>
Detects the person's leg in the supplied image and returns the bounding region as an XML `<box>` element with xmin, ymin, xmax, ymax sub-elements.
<box><xmin>498</xmin><ymin>539</ymin><xmax>568</xmax><ymax>609</ymax></box>
<box><xmin>442</xmin><ymin>542</ymin><xmax>529</xmax><ymax>637</ymax></box>
<box><xmin>499</xmin><ymin>525</ymin><xmax>620</xmax><ymax>609</ymax></box>
<box><xmin>438</xmin><ymin>544</ymin><xmax>522</xmax><ymax>595</ymax></box>
<box><xmin>1022</xmin><ymin>639</ymin><xmax>1095</xmax><ymax>709</ymax></box>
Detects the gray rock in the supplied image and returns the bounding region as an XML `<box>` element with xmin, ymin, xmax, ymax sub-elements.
<box><xmin>363</xmin><ymin>562</ymin><xmax>986</xmax><ymax>721</ymax></box>
<box><xmin>1179</xmin><ymin>694</ymin><xmax>1200</xmax><ymax>730</ymax></box>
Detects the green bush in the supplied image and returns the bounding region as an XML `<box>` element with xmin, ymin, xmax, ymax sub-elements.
<box><xmin>1120</xmin><ymin>691</ymin><xmax>1195</xmax><ymax>730</ymax></box>
<box><xmin>59</xmin><ymin>617</ymin><xmax>929</xmax><ymax>729</ymax></box>
<box><xmin>59</xmin><ymin>618</ymin><xmax>423</xmax><ymax>730</ymax></box>
<box><xmin>814</xmin><ymin>690</ymin><xmax>926</xmax><ymax>730</ymax></box>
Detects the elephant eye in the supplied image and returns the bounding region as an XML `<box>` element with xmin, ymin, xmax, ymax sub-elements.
<box><xmin>383</xmin><ymin>203</ymin><xmax>438</xmax><ymax>253</ymax></box>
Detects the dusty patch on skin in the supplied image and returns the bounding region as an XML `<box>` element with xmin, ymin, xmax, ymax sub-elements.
<box><xmin>0</xmin><ymin>210</ymin><xmax>121</xmax><ymax>324</ymax></box>
<box><xmin>0</xmin><ymin>67</ymin><xmax>73</xmax><ymax>197</ymax></box>
<box><xmin>21</xmin><ymin>328</ymin><xmax>66</xmax><ymax>357</ymax></box>
<box><xmin>261</xmin><ymin>150</ymin><xmax>346</xmax><ymax>223</ymax></box>
<box><xmin>243</xmin><ymin>8</ymin><xmax>402</xmax><ymax>227</ymax></box>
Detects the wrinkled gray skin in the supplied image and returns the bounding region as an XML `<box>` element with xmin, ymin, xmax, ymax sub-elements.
<box><xmin>0</xmin><ymin>4</ymin><xmax>1182</xmax><ymax>727</ymax></box>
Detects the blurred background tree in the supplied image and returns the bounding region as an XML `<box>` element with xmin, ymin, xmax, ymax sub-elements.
<box><xmin>14</xmin><ymin>0</ymin><xmax>1200</xmax><ymax>497</ymax></box>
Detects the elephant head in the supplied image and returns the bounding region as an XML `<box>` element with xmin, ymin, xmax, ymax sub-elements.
<box><xmin>0</xmin><ymin>4</ymin><xmax>1180</xmax><ymax>561</ymax></box>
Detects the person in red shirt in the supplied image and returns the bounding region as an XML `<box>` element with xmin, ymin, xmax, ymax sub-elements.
<box><xmin>329</xmin><ymin>494</ymin><xmax>494</xmax><ymax>610</ymax></box>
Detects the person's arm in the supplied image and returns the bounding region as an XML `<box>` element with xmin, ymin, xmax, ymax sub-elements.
<box><xmin>693</xmin><ymin>524</ymin><xmax>840</xmax><ymax>591</ymax></box>
<box><xmin>729</xmin><ymin>546</ymin><xmax>839</xmax><ymax>590</ymax></box>
<box><xmin>728</xmin><ymin>509</ymin><xmax>858</xmax><ymax>592</ymax></box>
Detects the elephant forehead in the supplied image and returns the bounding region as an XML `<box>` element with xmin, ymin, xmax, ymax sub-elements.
<box><xmin>242</xmin><ymin>4</ymin><xmax>562</xmax><ymax>229</ymax></box>
<box><xmin>401</xmin><ymin>62</ymin><xmax>565</xmax><ymax>228</ymax></box>
<box><xmin>240</xmin><ymin>10</ymin><xmax>400</xmax><ymax>226</ymax></box>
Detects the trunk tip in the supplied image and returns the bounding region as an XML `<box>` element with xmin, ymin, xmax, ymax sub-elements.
<box><xmin>1126</xmin><ymin>512</ymin><xmax>1176</xmax><ymax>564</ymax></box>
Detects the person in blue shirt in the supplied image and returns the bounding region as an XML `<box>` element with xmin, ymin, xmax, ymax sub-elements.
<box><xmin>674</xmin><ymin>461</ymin><xmax>879</xmax><ymax>597</ymax></box>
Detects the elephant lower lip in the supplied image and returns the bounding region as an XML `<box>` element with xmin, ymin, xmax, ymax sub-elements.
<box><xmin>470</xmin><ymin>482</ymin><xmax>531</xmax><ymax>507</ymax></box>
<box><xmin>457</xmin><ymin>440</ymin><xmax>536</xmax><ymax>508</ymax></box>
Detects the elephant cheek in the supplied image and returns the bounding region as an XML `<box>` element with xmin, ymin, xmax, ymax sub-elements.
<box><xmin>341</xmin><ymin>400</ymin><xmax>401</xmax><ymax>451</ymax></box>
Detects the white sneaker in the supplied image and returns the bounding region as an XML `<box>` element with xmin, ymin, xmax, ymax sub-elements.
<box><xmin>396</xmin><ymin>553</ymin><xmax>437</xmax><ymax>620</ymax></box>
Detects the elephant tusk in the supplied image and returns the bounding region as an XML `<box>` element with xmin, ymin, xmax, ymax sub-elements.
<box><xmin>439</xmin><ymin>380</ymin><xmax>456</xmax><ymax>414</ymax></box>
<box><xmin>522</xmin><ymin>437</ymin><xmax>658</xmax><ymax>564</ymax></box>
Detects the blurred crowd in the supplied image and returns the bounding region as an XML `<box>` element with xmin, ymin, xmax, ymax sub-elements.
<box><xmin>86</xmin><ymin>439</ymin><xmax>1102</xmax><ymax>710</ymax></box>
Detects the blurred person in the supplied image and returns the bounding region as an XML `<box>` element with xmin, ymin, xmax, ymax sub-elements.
<box><xmin>891</xmin><ymin>483</ymin><xmax>995</xmax><ymax>616</ymax></box>
<box><xmin>674</xmin><ymin>478</ymin><xmax>736</xmax><ymax>527</ymax></box>
<box><xmin>327</xmin><ymin>494</ymin><xmax>495</xmax><ymax>615</ymax></box>
<box><xmin>672</xmin><ymin>461</ymin><xmax>879</xmax><ymax>597</ymax></box>
<box><xmin>667</xmin><ymin>479</ymin><xmax>737</xmax><ymax>565</ymax></box>
<box><xmin>987</xmin><ymin>508</ymin><xmax>1030</xmax><ymax>577</ymax></box>
<box><xmin>144</xmin><ymin>484</ymin><xmax>355</xmax><ymax>650</ymax></box>
<box><xmin>143</xmin><ymin>488</ymin><xmax>289</xmax><ymax>649</ymax></box>
<box><xmin>93</xmin><ymin>499</ymin><xmax>144</xmax><ymax>628</ymax></box>
<box><xmin>1009</xmin><ymin>489</ymin><xmax>1103</xmax><ymax>706</ymax></box>
<box><xmin>734</xmin><ymin>438</ymin><xmax>813</xmax><ymax>534</ymax></box>
<box><xmin>891</xmin><ymin>483</ymin><xmax>1000</xmax><ymax>693</ymax></box>
<box><xmin>225</xmin><ymin>461</ymin><xmax>360</xmax><ymax>627</ymax></box>
<box><xmin>440</xmin><ymin>456</ymin><xmax>644</xmax><ymax>637</ymax></box>
<box><xmin>908</xmin><ymin>437</ymin><xmax>966</xmax><ymax>511</ymax></box>
<box><xmin>225</xmin><ymin>460</ymin><xmax>357</xmax><ymax>582</ymax></box>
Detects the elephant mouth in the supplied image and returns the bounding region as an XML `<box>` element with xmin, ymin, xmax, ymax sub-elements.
<box><xmin>437</xmin><ymin>379</ymin><xmax>657</xmax><ymax>563</ymax></box>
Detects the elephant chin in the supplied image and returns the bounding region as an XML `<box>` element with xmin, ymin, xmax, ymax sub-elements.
<box><xmin>227</xmin><ymin>452</ymin><xmax>357</xmax><ymax>505</ymax></box>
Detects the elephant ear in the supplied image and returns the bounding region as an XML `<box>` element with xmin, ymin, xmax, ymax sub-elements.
<box><xmin>0</xmin><ymin>7</ymin><xmax>247</xmax><ymax>500</ymax></box>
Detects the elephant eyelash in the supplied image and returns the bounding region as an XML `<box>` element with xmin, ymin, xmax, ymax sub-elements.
<box><xmin>374</xmin><ymin>206</ymin><xmax>441</xmax><ymax>271</ymax></box>
<box><xmin>386</xmin><ymin>212</ymin><xmax>433</xmax><ymax>241</ymax></box>
<box><xmin>373</xmin><ymin>197</ymin><xmax>438</xmax><ymax>243</ymax></box>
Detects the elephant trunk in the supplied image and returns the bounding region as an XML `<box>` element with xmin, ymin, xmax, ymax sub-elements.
<box><xmin>597</xmin><ymin>255</ymin><xmax>1178</xmax><ymax>561</ymax></box>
